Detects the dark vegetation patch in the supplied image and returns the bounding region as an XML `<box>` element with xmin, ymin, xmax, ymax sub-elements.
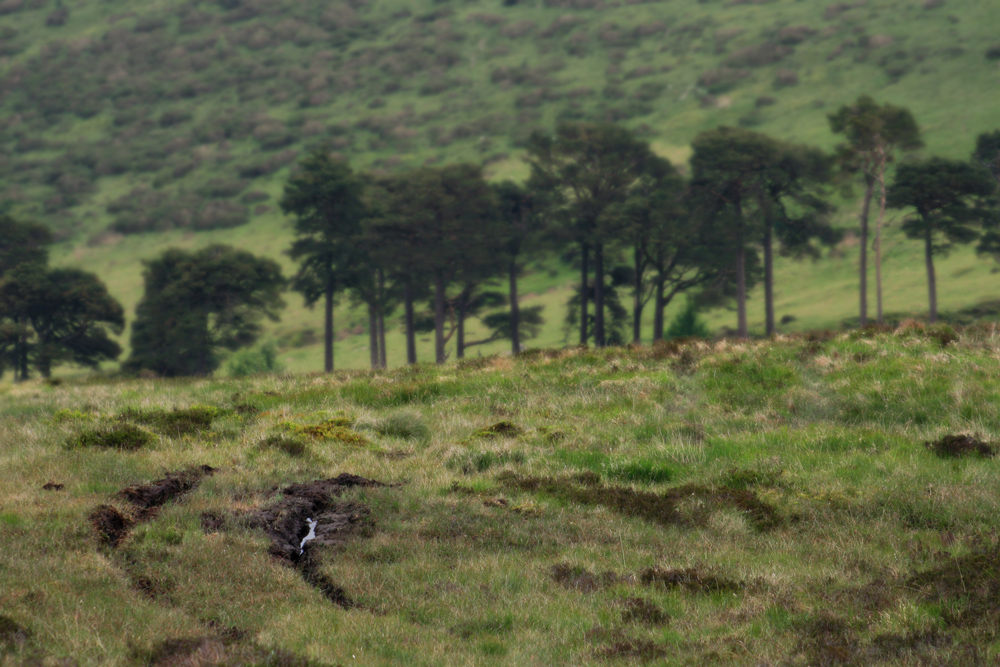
<box><xmin>245</xmin><ymin>474</ymin><xmax>385</xmax><ymax>609</ymax></box>
<box><xmin>200</xmin><ymin>511</ymin><xmax>227</xmax><ymax>533</ymax></box>
<box><xmin>41</xmin><ymin>482</ymin><xmax>64</xmax><ymax>491</ymax></box>
<box><xmin>640</xmin><ymin>567</ymin><xmax>744</xmax><ymax>594</ymax></box>
<box><xmin>588</xmin><ymin>627</ymin><xmax>667</xmax><ymax>662</ymax></box>
<box><xmin>908</xmin><ymin>542</ymin><xmax>1000</xmax><ymax>632</ymax></box>
<box><xmin>119</xmin><ymin>406</ymin><xmax>221</xmax><ymax>436</ymax></box>
<box><xmin>232</xmin><ymin>403</ymin><xmax>261</xmax><ymax>416</ymax></box>
<box><xmin>258</xmin><ymin>434</ymin><xmax>310</xmax><ymax>457</ymax></box>
<box><xmin>71</xmin><ymin>423</ymin><xmax>152</xmax><ymax>450</ymax></box>
<box><xmin>499</xmin><ymin>474</ymin><xmax>782</xmax><ymax>531</ymax></box>
<box><xmin>925</xmin><ymin>434</ymin><xmax>996</xmax><ymax>459</ymax></box>
<box><xmin>551</xmin><ymin>563</ymin><xmax>630</xmax><ymax>592</ymax></box>
<box><xmin>618</xmin><ymin>597</ymin><xmax>670</xmax><ymax>626</ymax></box>
<box><xmin>472</xmin><ymin>421</ymin><xmax>523</xmax><ymax>439</ymax></box>
<box><xmin>0</xmin><ymin>615</ymin><xmax>31</xmax><ymax>653</ymax></box>
<box><xmin>295</xmin><ymin>419</ymin><xmax>371</xmax><ymax>445</ymax></box>
<box><xmin>136</xmin><ymin>636</ymin><xmax>322</xmax><ymax>667</ymax></box>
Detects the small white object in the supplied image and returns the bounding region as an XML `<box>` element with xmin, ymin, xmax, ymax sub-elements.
<box><xmin>299</xmin><ymin>518</ymin><xmax>317</xmax><ymax>555</ymax></box>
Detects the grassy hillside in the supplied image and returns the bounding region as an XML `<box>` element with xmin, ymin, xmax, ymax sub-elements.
<box><xmin>3</xmin><ymin>328</ymin><xmax>1000</xmax><ymax>664</ymax></box>
<box><xmin>1</xmin><ymin>0</ymin><xmax>1000</xmax><ymax>374</ymax></box>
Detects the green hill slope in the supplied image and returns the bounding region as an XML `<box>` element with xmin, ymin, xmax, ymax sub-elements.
<box><xmin>1</xmin><ymin>0</ymin><xmax>999</xmax><ymax>373</ymax></box>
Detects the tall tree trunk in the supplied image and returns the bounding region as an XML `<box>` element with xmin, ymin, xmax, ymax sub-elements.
<box><xmin>579</xmin><ymin>242</ymin><xmax>589</xmax><ymax>345</ymax></box>
<box><xmin>874</xmin><ymin>160</ymin><xmax>887</xmax><ymax>324</ymax></box>
<box><xmin>652</xmin><ymin>275</ymin><xmax>665</xmax><ymax>342</ymax></box>
<box><xmin>367</xmin><ymin>300</ymin><xmax>378</xmax><ymax>369</ymax></box>
<box><xmin>632</xmin><ymin>244</ymin><xmax>643</xmax><ymax>345</ymax></box>
<box><xmin>433</xmin><ymin>271</ymin><xmax>446</xmax><ymax>365</ymax></box>
<box><xmin>735</xmin><ymin>197</ymin><xmax>748</xmax><ymax>339</ymax></box>
<box><xmin>323</xmin><ymin>281</ymin><xmax>334</xmax><ymax>373</ymax></box>
<box><xmin>859</xmin><ymin>176</ymin><xmax>874</xmax><ymax>327</ymax></box>
<box><xmin>404</xmin><ymin>281</ymin><xmax>417</xmax><ymax>365</ymax></box>
<box><xmin>377</xmin><ymin>269</ymin><xmax>387</xmax><ymax>368</ymax></box>
<box><xmin>37</xmin><ymin>340</ymin><xmax>51</xmax><ymax>379</ymax></box>
<box><xmin>594</xmin><ymin>242</ymin><xmax>605</xmax><ymax>347</ymax></box>
<box><xmin>509</xmin><ymin>257</ymin><xmax>520</xmax><ymax>354</ymax></box>
<box><xmin>456</xmin><ymin>291</ymin><xmax>467</xmax><ymax>360</ymax></box>
<box><xmin>13</xmin><ymin>316</ymin><xmax>24</xmax><ymax>383</ymax></box>
<box><xmin>925</xmin><ymin>227</ymin><xmax>937</xmax><ymax>323</ymax></box>
<box><xmin>763</xmin><ymin>219</ymin><xmax>775</xmax><ymax>336</ymax></box>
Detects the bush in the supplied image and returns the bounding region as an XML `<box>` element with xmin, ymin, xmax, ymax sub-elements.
<box><xmin>226</xmin><ymin>342</ymin><xmax>284</xmax><ymax>377</ymax></box>
<box><xmin>666</xmin><ymin>298</ymin><xmax>710</xmax><ymax>339</ymax></box>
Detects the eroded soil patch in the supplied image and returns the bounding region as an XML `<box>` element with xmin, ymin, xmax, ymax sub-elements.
<box><xmin>499</xmin><ymin>474</ymin><xmax>781</xmax><ymax>531</ymax></box>
<box><xmin>245</xmin><ymin>473</ymin><xmax>385</xmax><ymax>609</ymax></box>
<box><xmin>90</xmin><ymin>466</ymin><xmax>216</xmax><ymax>547</ymax></box>
<box><xmin>925</xmin><ymin>434</ymin><xmax>996</xmax><ymax>459</ymax></box>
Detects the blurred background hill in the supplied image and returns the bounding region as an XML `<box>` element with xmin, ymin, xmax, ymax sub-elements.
<box><xmin>1</xmin><ymin>0</ymin><xmax>998</xmax><ymax>371</ymax></box>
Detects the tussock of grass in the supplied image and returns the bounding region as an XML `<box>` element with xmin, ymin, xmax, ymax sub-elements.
<box><xmin>71</xmin><ymin>423</ymin><xmax>152</xmax><ymax>451</ymax></box>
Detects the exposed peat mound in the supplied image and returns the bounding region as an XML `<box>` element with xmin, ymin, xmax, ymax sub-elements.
<box><xmin>89</xmin><ymin>466</ymin><xmax>216</xmax><ymax>547</ymax></box>
<box><xmin>498</xmin><ymin>474</ymin><xmax>781</xmax><ymax>531</ymax></box>
<box><xmin>246</xmin><ymin>473</ymin><xmax>385</xmax><ymax>609</ymax></box>
<box><xmin>908</xmin><ymin>545</ymin><xmax>1000</xmax><ymax>632</ymax></box>
<box><xmin>200</xmin><ymin>511</ymin><xmax>227</xmax><ymax>533</ymax></box>
<box><xmin>136</xmin><ymin>636</ymin><xmax>323</xmax><ymax>667</ymax></box>
<box><xmin>42</xmin><ymin>482</ymin><xmax>65</xmax><ymax>491</ymax></box>
<box><xmin>925</xmin><ymin>434</ymin><xmax>996</xmax><ymax>459</ymax></box>
<box><xmin>90</xmin><ymin>504</ymin><xmax>134</xmax><ymax>548</ymax></box>
<box><xmin>551</xmin><ymin>563</ymin><xmax>631</xmax><ymax>592</ymax></box>
<box><xmin>791</xmin><ymin>614</ymin><xmax>960</xmax><ymax>665</ymax></box>
<box><xmin>120</xmin><ymin>466</ymin><xmax>217</xmax><ymax>514</ymax></box>
<box><xmin>0</xmin><ymin>615</ymin><xmax>31</xmax><ymax>653</ymax></box>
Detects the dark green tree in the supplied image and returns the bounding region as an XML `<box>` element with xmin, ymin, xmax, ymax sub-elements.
<box><xmin>527</xmin><ymin>123</ymin><xmax>660</xmax><ymax>347</ymax></box>
<box><xmin>0</xmin><ymin>214</ymin><xmax>52</xmax><ymax>380</ymax></box>
<box><xmin>493</xmin><ymin>181</ymin><xmax>550</xmax><ymax>353</ymax></box>
<box><xmin>373</xmin><ymin>164</ymin><xmax>502</xmax><ymax>364</ymax></box>
<box><xmin>829</xmin><ymin>97</ymin><xmax>923</xmax><ymax>325</ymax></box>
<box><xmin>973</xmin><ymin>130</ymin><xmax>1000</xmax><ymax>193</ymax></box>
<box><xmin>281</xmin><ymin>149</ymin><xmax>367</xmax><ymax>373</ymax></box>
<box><xmin>887</xmin><ymin>158</ymin><xmax>996</xmax><ymax>322</ymax></box>
<box><xmin>0</xmin><ymin>265</ymin><xmax>124</xmax><ymax>379</ymax></box>
<box><xmin>126</xmin><ymin>245</ymin><xmax>285</xmax><ymax>377</ymax></box>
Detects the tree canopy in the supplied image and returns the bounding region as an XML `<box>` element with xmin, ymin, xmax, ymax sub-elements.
<box><xmin>126</xmin><ymin>245</ymin><xmax>285</xmax><ymax>377</ymax></box>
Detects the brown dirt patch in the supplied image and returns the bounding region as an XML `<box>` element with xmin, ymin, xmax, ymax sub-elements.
<box><xmin>498</xmin><ymin>474</ymin><xmax>782</xmax><ymax>531</ymax></box>
<box><xmin>120</xmin><ymin>466</ymin><xmax>217</xmax><ymax>511</ymax></box>
<box><xmin>551</xmin><ymin>563</ymin><xmax>630</xmax><ymax>592</ymax></box>
<box><xmin>42</xmin><ymin>482</ymin><xmax>65</xmax><ymax>491</ymax></box>
<box><xmin>925</xmin><ymin>434</ymin><xmax>996</xmax><ymax>459</ymax></box>
<box><xmin>245</xmin><ymin>473</ymin><xmax>385</xmax><ymax>609</ymax></box>
<box><xmin>588</xmin><ymin>627</ymin><xmax>666</xmax><ymax>662</ymax></box>
<box><xmin>90</xmin><ymin>504</ymin><xmax>134</xmax><ymax>548</ymax></box>
<box><xmin>200</xmin><ymin>511</ymin><xmax>227</xmax><ymax>533</ymax></box>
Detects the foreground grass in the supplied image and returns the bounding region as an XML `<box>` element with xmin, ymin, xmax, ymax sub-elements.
<box><xmin>3</xmin><ymin>325</ymin><xmax>1000</xmax><ymax>665</ymax></box>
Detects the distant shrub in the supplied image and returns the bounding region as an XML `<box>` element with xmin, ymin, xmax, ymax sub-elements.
<box><xmin>726</xmin><ymin>43</ymin><xmax>794</xmax><ymax>68</ymax></box>
<box><xmin>45</xmin><ymin>8</ymin><xmax>69</xmax><ymax>26</ymax></box>
<box><xmin>197</xmin><ymin>179</ymin><xmax>249</xmax><ymax>199</ymax></box>
<box><xmin>986</xmin><ymin>45</ymin><xmax>1000</xmax><ymax>61</ymax></box>
<box><xmin>697</xmin><ymin>67</ymin><xmax>751</xmax><ymax>93</ymax></box>
<box><xmin>225</xmin><ymin>342</ymin><xmax>284</xmax><ymax>377</ymax></box>
<box><xmin>773</xmin><ymin>69</ymin><xmax>799</xmax><ymax>88</ymax></box>
<box><xmin>666</xmin><ymin>298</ymin><xmax>710</xmax><ymax>339</ymax></box>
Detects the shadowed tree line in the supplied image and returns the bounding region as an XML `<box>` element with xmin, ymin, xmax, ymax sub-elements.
<box><xmin>2</xmin><ymin>108</ymin><xmax>998</xmax><ymax>379</ymax></box>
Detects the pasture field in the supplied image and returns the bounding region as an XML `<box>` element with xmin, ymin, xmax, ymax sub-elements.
<box><xmin>3</xmin><ymin>325</ymin><xmax>1000</xmax><ymax>665</ymax></box>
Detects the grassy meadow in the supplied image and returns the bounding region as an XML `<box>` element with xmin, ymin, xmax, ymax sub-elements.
<box><xmin>3</xmin><ymin>326</ymin><xmax>1000</xmax><ymax>665</ymax></box>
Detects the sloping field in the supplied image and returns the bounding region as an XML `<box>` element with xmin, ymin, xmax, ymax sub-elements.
<box><xmin>3</xmin><ymin>327</ymin><xmax>1000</xmax><ymax>664</ymax></box>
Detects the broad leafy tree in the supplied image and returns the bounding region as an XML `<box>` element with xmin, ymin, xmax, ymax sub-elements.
<box><xmin>974</xmin><ymin>130</ymin><xmax>1000</xmax><ymax>193</ymax></box>
<box><xmin>0</xmin><ymin>265</ymin><xmax>124</xmax><ymax>378</ymax></box>
<box><xmin>527</xmin><ymin>123</ymin><xmax>660</xmax><ymax>347</ymax></box>
<box><xmin>829</xmin><ymin>97</ymin><xmax>922</xmax><ymax>325</ymax></box>
<box><xmin>126</xmin><ymin>245</ymin><xmax>285</xmax><ymax>377</ymax></box>
<box><xmin>887</xmin><ymin>158</ymin><xmax>996</xmax><ymax>322</ymax></box>
<box><xmin>281</xmin><ymin>149</ymin><xmax>368</xmax><ymax>373</ymax></box>
<box><xmin>0</xmin><ymin>214</ymin><xmax>51</xmax><ymax>277</ymax></box>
